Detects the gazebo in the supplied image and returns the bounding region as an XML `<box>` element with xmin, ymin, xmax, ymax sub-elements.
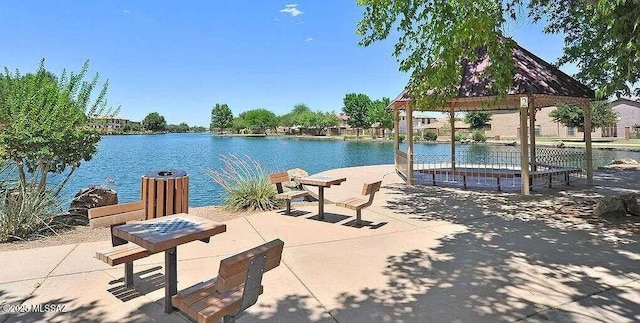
<box><xmin>389</xmin><ymin>42</ymin><xmax>595</xmax><ymax>195</ymax></box>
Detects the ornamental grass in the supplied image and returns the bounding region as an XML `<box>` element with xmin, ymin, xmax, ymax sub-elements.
<box><xmin>205</xmin><ymin>154</ymin><xmax>278</xmax><ymax>211</ymax></box>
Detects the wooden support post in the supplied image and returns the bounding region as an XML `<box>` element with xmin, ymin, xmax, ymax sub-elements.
<box><xmin>519</xmin><ymin>97</ymin><xmax>530</xmax><ymax>195</ymax></box>
<box><xmin>529</xmin><ymin>101</ymin><xmax>537</xmax><ymax>171</ymax></box>
<box><xmin>394</xmin><ymin>109</ymin><xmax>399</xmax><ymax>164</ymax></box>
<box><xmin>584</xmin><ymin>101</ymin><xmax>594</xmax><ymax>185</ymax></box>
<box><xmin>407</xmin><ymin>104</ymin><xmax>414</xmax><ymax>185</ymax></box>
<box><xmin>450</xmin><ymin>103</ymin><xmax>456</xmax><ymax>173</ymax></box>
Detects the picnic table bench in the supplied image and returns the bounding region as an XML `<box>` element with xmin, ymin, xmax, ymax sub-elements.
<box><xmin>172</xmin><ymin>239</ymin><xmax>284</xmax><ymax>323</ymax></box>
<box><xmin>336</xmin><ymin>181</ymin><xmax>382</xmax><ymax>226</ymax></box>
<box><xmin>89</xmin><ymin>201</ymin><xmax>151</xmax><ymax>287</ymax></box>
<box><xmin>268</xmin><ymin>171</ymin><xmax>310</xmax><ymax>214</ymax></box>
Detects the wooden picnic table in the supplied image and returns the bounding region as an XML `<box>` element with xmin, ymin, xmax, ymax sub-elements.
<box><xmin>295</xmin><ymin>175</ymin><xmax>346</xmax><ymax>220</ymax></box>
<box><xmin>111</xmin><ymin>214</ymin><xmax>226</xmax><ymax>313</ymax></box>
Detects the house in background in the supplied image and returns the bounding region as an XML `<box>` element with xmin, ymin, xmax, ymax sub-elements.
<box><xmin>485</xmin><ymin>98</ymin><xmax>640</xmax><ymax>140</ymax></box>
<box><xmin>484</xmin><ymin>107</ymin><xmax>604</xmax><ymax>140</ymax></box>
<box><xmin>397</xmin><ymin>111</ymin><xmax>438</xmax><ymax>134</ymax></box>
<box><xmin>329</xmin><ymin>113</ymin><xmax>354</xmax><ymax>135</ymax></box>
<box><xmin>611</xmin><ymin>98</ymin><xmax>640</xmax><ymax>138</ymax></box>
<box><xmin>91</xmin><ymin>116</ymin><xmax>136</xmax><ymax>133</ymax></box>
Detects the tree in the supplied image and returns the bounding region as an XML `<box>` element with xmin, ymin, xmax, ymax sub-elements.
<box><xmin>241</xmin><ymin>108</ymin><xmax>278</xmax><ymax>133</ymax></box>
<box><xmin>0</xmin><ymin>59</ymin><xmax>117</xmax><ymax>193</ymax></box>
<box><xmin>549</xmin><ymin>101</ymin><xmax>618</xmax><ymax>141</ymax></box>
<box><xmin>231</xmin><ymin>115</ymin><xmax>249</xmax><ymax>134</ymax></box>
<box><xmin>464</xmin><ymin>112</ymin><xmax>493</xmax><ymax>130</ymax></box>
<box><xmin>342</xmin><ymin>93</ymin><xmax>372</xmax><ymax>138</ymax></box>
<box><xmin>210</xmin><ymin>103</ymin><xmax>233</xmax><ymax>134</ymax></box>
<box><xmin>142</xmin><ymin>112</ymin><xmax>166</xmax><ymax>132</ymax></box>
<box><xmin>368</xmin><ymin>97</ymin><xmax>393</xmax><ymax>137</ymax></box>
<box><xmin>356</xmin><ymin>0</ymin><xmax>640</xmax><ymax>108</ymax></box>
<box><xmin>170</xmin><ymin>122</ymin><xmax>190</xmax><ymax>133</ymax></box>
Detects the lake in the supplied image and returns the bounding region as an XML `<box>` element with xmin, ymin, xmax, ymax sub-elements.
<box><xmin>62</xmin><ymin>134</ymin><xmax>640</xmax><ymax>206</ymax></box>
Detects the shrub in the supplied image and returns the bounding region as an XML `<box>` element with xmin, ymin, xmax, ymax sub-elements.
<box><xmin>398</xmin><ymin>134</ymin><xmax>405</xmax><ymax>143</ymax></box>
<box><xmin>205</xmin><ymin>154</ymin><xmax>277</xmax><ymax>211</ymax></box>
<box><xmin>423</xmin><ymin>131</ymin><xmax>438</xmax><ymax>141</ymax></box>
<box><xmin>0</xmin><ymin>184</ymin><xmax>67</xmax><ymax>242</ymax></box>
<box><xmin>413</xmin><ymin>135</ymin><xmax>421</xmax><ymax>142</ymax></box>
<box><xmin>454</xmin><ymin>133</ymin><xmax>465</xmax><ymax>142</ymax></box>
<box><xmin>472</xmin><ymin>130</ymin><xmax>486</xmax><ymax>142</ymax></box>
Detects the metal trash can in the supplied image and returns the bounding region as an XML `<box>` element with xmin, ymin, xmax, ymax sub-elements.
<box><xmin>141</xmin><ymin>169</ymin><xmax>189</xmax><ymax>219</ymax></box>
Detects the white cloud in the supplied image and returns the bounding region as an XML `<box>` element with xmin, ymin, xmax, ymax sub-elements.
<box><xmin>123</xmin><ymin>9</ymin><xmax>130</xmax><ymax>14</ymax></box>
<box><xmin>304</xmin><ymin>37</ymin><xmax>313</xmax><ymax>42</ymax></box>
<box><xmin>280</xmin><ymin>4</ymin><xmax>303</xmax><ymax>17</ymax></box>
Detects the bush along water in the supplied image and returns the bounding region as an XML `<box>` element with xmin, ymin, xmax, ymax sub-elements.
<box><xmin>423</xmin><ymin>131</ymin><xmax>438</xmax><ymax>141</ymax></box>
<box><xmin>205</xmin><ymin>154</ymin><xmax>278</xmax><ymax>211</ymax></box>
<box><xmin>472</xmin><ymin>130</ymin><xmax>487</xmax><ymax>142</ymax></box>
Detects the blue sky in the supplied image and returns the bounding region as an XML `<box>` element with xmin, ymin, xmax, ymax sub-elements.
<box><xmin>0</xmin><ymin>1</ymin><xmax>575</xmax><ymax>127</ymax></box>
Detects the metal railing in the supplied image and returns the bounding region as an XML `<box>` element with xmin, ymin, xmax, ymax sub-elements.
<box><xmin>410</xmin><ymin>147</ymin><xmax>585</xmax><ymax>191</ymax></box>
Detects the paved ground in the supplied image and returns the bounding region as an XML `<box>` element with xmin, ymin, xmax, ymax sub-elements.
<box><xmin>1</xmin><ymin>165</ymin><xmax>639</xmax><ymax>322</ymax></box>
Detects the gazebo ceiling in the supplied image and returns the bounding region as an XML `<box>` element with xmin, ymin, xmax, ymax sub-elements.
<box><xmin>390</xmin><ymin>40</ymin><xmax>595</xmax><ymax>111</ymax></box>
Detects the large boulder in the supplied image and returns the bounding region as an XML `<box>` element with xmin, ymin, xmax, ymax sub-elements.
<box><xmin>69</xmin><ymin>187</ymin><xmax>118</xmax><ymax>218</ymax></box>
<box><xmin>286</xmin><ymin>168</ymin><xmax>309</xmax><ymax>189</ymax></box>
<box><xmin>593</xmin><ymin>196</ymin><xmax>627</xmax><ymax>218</ymax></box>
<box><xmin>620</xmin><ymin>193</ymin><xmax>640</xmax><ymax>216</ymax></box>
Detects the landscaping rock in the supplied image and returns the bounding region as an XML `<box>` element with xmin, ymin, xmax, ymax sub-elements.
<box><xmin>284</xmin><ymin>168</ymin><xmax>307</xmax><ymax>188</ymax></box>
<box><xmin>621</xmin><ymin>193</ymin><xmax>640</xmax><ymax>216</ymax></box>
<box><xmin>69</xmin><ymin>187</ymin><xmax>118</xmax><ymax>218</ymax></box>
<box><xmin>593</xmin><ymin>196</ymin><xmax>627</xmax><ymax>218</ymax></box>
<box><xmin>611</xmin><ymin>158</ymin><xmax>638</xmax><ymax>165</ymax></box>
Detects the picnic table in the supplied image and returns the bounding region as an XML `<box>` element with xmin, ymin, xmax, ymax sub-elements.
<box><xmin>295</xmin><ymin>175</ymin><xmax>346</xmax><ymax>220</ymax></box>
<box><xmin>111</xmin><ymin>214</ymin><xmax>226</xmax><ymax>313</ymax></box>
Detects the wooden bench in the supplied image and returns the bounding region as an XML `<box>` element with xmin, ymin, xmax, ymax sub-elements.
<box><xmin>268</xmin><ymin>171</ymin><xmax>309</xmax><ymax>214</ymax></box>
<box><xmin>529</xmin><ymin>162</ymin><xmax>583</xmax><ymax>188</ymax></box>
<box><xmin>335</xmin><ymin>181</ymin><xmax>382</xmax><ymax>226</ymax></box>
<box><xmin>88</xmin><ymin>201</ymin><xmax>151</xmax><ymax>287</ymax></box>
<box><xmin>172</xmin><ymin>239</ymin><xmax>284</xmax><ymax>323</ymax></box>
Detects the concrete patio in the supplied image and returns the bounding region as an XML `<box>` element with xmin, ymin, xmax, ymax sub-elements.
<box><xmin>1</xmin><ymin>165</ymin><xmax>639</xmax><ymax>322</ymax></box>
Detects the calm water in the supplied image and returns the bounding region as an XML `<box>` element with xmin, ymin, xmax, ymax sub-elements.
<box><xmin>60</xmin><ymin>134</ymin><xmax>640</xmax><ymax>206</ymax></box>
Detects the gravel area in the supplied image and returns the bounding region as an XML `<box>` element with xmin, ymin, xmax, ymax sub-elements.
<box><xmin>0</xmin><ymin>205</ymin><xmax>255</xmax><ymax>252</ymax></box>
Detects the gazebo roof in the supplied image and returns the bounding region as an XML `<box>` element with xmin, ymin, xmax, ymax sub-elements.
<box><xmin>390</xmin><ymin>40</ymin><xmax>595</xmax><ymax>111</ymax></box>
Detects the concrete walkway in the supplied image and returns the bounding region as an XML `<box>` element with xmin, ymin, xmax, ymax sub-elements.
<box><xmin>1</xmin><ymin>165</ymin><xmax>639</xmax><ymax>322</ymax></box>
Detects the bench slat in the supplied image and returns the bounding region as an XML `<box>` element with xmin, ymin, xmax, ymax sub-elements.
<box><xmin>88</xmin><ymin>201</ymin><xmax>145</xmax><ymax>219</ymax></box>
<box><xmin>215</xmin><ymin>256</ymin><xmax>281</xmax><ymax>292</ymax></box>
<box><xmin>89</xmin><ymin>209</ymin><xmax>145</xmax><ymax>229</ymax></box>
<box><xmin>268</xmin><ymin>172</ymin><xmax>290</xmax><ymax>184</ymax></box>
<box><xmin>336</xmin><ymin>197</ymin><xmax>368</xmax><ymax>210</ymax></box>
<box><xmin>276</xmin><ymin>190</ymin><xmax>309</xmax><ymax>200</ymax></box>
<box><xmin>95</xmin><ymin>244</ymin><xmax>151</xmax><ymax>266</ymax></box>
<box><xmin>217</xmin><ymin>239</ymin><xmax>284</xmax><ymax>280</ymax></box>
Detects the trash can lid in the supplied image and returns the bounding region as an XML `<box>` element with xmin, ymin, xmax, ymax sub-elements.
<box><xmin>143</xmin><ymin>169</ymin><xmax>188</xmax><ymax>179</ymax></box>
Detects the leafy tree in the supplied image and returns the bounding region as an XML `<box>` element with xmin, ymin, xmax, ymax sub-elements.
<box><xmin>142</xmin><ymin>112</ymin><xmax>166</xmax><ymax>132</ymax></box>
<box><xmin>169</xmin><ymin>122</ymin><xmax>190</xmax><ymax>133</ymax></box>
<box><xmin>464</xmin><ymin>112</ymin><xmax>492</xmax><ymax>130</ymax></box>
<box><xmin>342</xmin><ymin>93</ymin><xmax>372</xmax><ymax>137</ymax></box>
<box><xmin>231</xmin><ymin>115</ymin><xmax>248</xmax><ymax>134</ymax></box>
<box><xmin>549</xmin><ymin>101</ymin><xmax>618</xmax><ymax>141</ymax></box>
<box><xmin>190</xmin><ymin>126</ymin><xmax>207</xmax><ymax>133</ymax></box>
<box><xmin>121</xmin><ymin>124</ymin><xmax>132</xmax><ymax>133</ymax></box>
<box><xmin>0</xmin><ymin>59</ymin><xmax>117</xmax><ymax>193</ymax></box>
<box><xmin>210</xmin><ymin>103</ymin><xmax>233</xmax><ymax>134</ymax></box>
<box><xmin>368</xmin><ymin>97</ymin><xmax>393</xmax><ymax>137</ymax></box>
<box><xmin>241</xmin><ymin>108</ymin><xmax>278</xmax><ymax>133</ymax></box>
<box><xmin>356</xmin><ymin>0</ymin><xmax>640</xmax><ymax>108</ymax></box>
